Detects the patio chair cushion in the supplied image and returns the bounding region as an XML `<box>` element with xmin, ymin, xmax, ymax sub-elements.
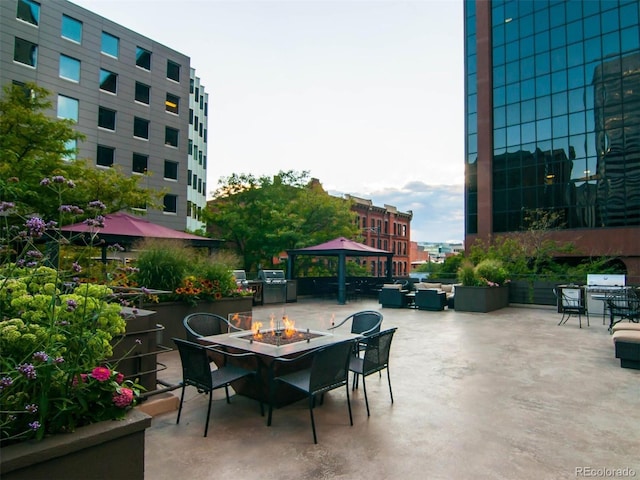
<box><xmin>382</xmin><ymin>284</ymin><xmax>402</xmax><ymax>290</ymax></box>
<box><xmin>612</xmin><ymin>330</ymin><xmax>640</xmax><ymax>344</ymax></box>
<box><xmin>612</xmin><ymin>330</ymin><xmax>640</xmax><ymax>370</ymax></box>
<box><xmin>611</xmin><ymin>323</ymin><xmax>640</xmax><ymax>333</ymax></box>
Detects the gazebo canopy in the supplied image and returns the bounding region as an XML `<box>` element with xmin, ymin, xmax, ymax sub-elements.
<box><xmin>60</xmin><ymin>212</ymin><xmax>220</xmax><ymax>250</ymax></box>
<box><xmin>287</xmin><ymin>237</ymin><xmax>393</xmax><ymax>304</ymax></box>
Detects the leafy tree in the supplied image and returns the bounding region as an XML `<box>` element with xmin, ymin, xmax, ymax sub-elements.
<box><xmin>0</xmin><ymin>83</ymin><xmax>161</xmax><ymax>221</ymax></box>
<box><xmin>205</xmin><ymin>170</ymin><xmax>359</xmax><ymax>271</ymax></box>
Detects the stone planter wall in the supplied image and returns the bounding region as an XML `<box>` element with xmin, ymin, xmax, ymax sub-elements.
<box><xmin>454</xmin><ymin>285</ymin><xmax>510</xmax><ymax>313</ymax></box>
<box><xmin>1</xmin><ymin>409</ymin><xmax>151</xmax><ymax>480</ymax></box>
<box><xmin>150</xmin><ymin>297</ymin><xmax>254</xmax><ymax>343</ymax></box>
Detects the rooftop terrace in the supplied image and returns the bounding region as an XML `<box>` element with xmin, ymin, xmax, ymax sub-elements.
<box><xmin>143</xmin><ymin>298</ymin><xmax>639</xmax><ymax>480</ymax></box>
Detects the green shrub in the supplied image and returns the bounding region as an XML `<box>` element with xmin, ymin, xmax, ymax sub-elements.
<box><xmin>133</xmin><ymin>240</ymin><xmax>191</xmax><ymax>291</ymax></box>
<box><xmin>474</xmin><ymin>259</ymin><xmax>508</xmax><ymax>286</ymax></box>
<box><xmin>457</xmin><ymin>260</ymin><xmax>478</xmax><ymax>286</ymax></box>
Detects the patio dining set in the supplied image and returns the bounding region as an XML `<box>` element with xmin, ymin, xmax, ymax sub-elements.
<box><xmin>173</xmin><ymin>310</ymin><xmax>397</xmax><ymax>443</ymax></box>
<box><xmin>555</xmin><ymin>285</ymin><xmax>640</xmax><ymax>370</ymax></box>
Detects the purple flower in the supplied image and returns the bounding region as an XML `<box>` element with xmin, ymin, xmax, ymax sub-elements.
<box><xmin>66</xmin><ymin>179</ymin><xmax>76</xmax><ymax>188</ymax></box>
<box><xmin>0</xmin><ymin>201</ymin><xmax>15</xmax><ymax>212</ymax></box>
<box><xmin>26</xmin><ymin>261</ymin><xmax>37</xmax><ymax>268</ymax></box>
<box><xmin>88</xmin><ymin>200</ymin><xmax>106</xmax><ymax>210</ymax></box>
<box><xmin>25</xmin><ymin>217</ymin><xmax>46</xmax><ymax>238</ymax></box>
<box><xmin>15</xmin><ymin>259</ymin><xmax>25</xmax><ymax>267</ymax></box>
<box><xmin>17</xmin><ymin>363</ymin><xmax>36</xmax><ymax>380</ymax></box>
<box><xmin>0</xmin><ymin>377</ymin><xmax>13</xmax><ymax>390</ymax></box>
<box><xmin>40</xmin><ymin>178</ymin><xmax>51</xmax><ymax>186</ymax></box>
<box><xmin>84</xmin><ymin>216</ymin><xmax>105</xmax><ymax>228</ymax></box>
<box><xmin>26</xmin><ymin>250</ymin><xmax>44</xmax><ymax>259</ymax></box>
<box><xmin>54</xmin><ymin>356</ymin><xmax>64</xmax><ymax>364</ymax></box>
<box><xmin>66</xmin><ymin>299</ymin><xmax>78</xmax><ymax>312</ymax></box>
<box><xmin>52</xmin><ymin>175</ymin><xmax>65</xmax><ymax>183</ymax></box>
<box><xmin>25</xmin><ymin>403</ymin><xmax>38</xmax><ymax>414</ymax></box>
<box><xmin>59</xmin><ymin>205</ymin><xmax>84</xmax><ymax>214</ymax></box>
<box><xmin>72</xmin><ymin>262</ymin><xmax>82</xmax><ymax>273</ymax></box>
<box><xmin>28</xmin><ymin>421</ymin><xmax>41</xmax><ymax>431</ymax></box>
<box><xmin>32</xmin><ymin>351</ymin><xmax>49</xmax><ymax>362</ymax></box>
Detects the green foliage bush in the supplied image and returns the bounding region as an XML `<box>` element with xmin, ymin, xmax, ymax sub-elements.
<box><xmin>133</xmin><ymin>240</ymin><xmax>190</xmax><ymax>292</ymax></box>
<box><xmin>474</xmin><ymin>259</ymin><xmax>508</xmax><ymax>286</ymax></box>
<box><xmin>457</xmin><ymin>260</ymin><xmax>478</xmax><ymax>286</ymax></box>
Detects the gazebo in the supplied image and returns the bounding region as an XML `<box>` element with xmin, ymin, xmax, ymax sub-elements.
<box><xmin>286</xmin><ymin>237</ymin><xmax>393</xmax><ymax>304</ymax></box>
<box><xmin>60</xmin><ymin>212</ymin><xmax>220</xmax><ymax>261</ymax></box>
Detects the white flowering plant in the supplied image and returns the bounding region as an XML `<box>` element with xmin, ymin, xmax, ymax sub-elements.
<box><xmin>0</xmin><ymin>176</ymin><xmax>143</xmax><ymax>445</ymax></box>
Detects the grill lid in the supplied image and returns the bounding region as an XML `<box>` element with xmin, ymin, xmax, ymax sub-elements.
<box><xmin>258</xmin><ymin>270</ymin><xmax>286</xmax><ymax>282</ymax></box>
<box><xmin>586</xmin><ymin>274</ymin><xmax>625</xmax><ymax>287</ymax></box>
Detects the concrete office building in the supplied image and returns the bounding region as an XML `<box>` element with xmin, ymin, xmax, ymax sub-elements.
<box><xmin>1</xmin><ymin>0</ymin><xmax>208</xmax><ymax>231</ymax></box>
<box><xmin>465</xmin><ymin>0</ymin><xmax>640</xmax><ymax>281</ymax></box>
<box><xmin>187</xmin><ymin>69</ymin><xmax>208</xmax><ymax>232</ymax></box>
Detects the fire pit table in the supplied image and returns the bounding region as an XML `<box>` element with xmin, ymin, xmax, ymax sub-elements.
<box><xmin>199</xmin><ymin>322</ymin><xmax>361</xmax><ymax>407</ymax></box>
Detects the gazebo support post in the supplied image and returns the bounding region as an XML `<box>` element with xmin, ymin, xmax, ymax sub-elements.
<box><xmin>337</xmin><ymin>254</ymin><xmax>346</xmax><ymax>305</ymax></box>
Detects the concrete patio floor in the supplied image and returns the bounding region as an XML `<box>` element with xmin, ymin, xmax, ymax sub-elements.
<box><xmin>142</xmin><ymin>298</ymin><xmax>639</xmax><ymax>480</ymax></box>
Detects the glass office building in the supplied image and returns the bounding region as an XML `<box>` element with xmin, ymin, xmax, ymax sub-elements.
<box><xmin>465</xmin><ymin>0</ymin><xmax>640</xmax><ymax>280</ymax></box>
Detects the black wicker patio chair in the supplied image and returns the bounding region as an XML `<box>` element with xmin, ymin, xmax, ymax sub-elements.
<box><xmin>267</xmin><ymin>339</ymin><xmax>357</xmax><ymax>444</ymax></box>
<box><xmin>172</xmin><ymin>338</ymin><xmax>263</xmax><ymax>437</ymax></box>
<box><xmin>349</xmin><ymin>327</ymin><xmax>397</xmax><ymax>416</ymax></box>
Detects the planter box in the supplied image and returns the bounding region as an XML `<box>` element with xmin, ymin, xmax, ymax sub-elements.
<box><xmin>454</xmin><ymin>285</ymin><xmax>510</xmax><ymax>313</ymax></box>
<box><xmin>149</xmin><ymin>297</ymin><xmax>253</xmax><ymax>343</ymax></box>
<box><xmin>1</xmin><ymin>409</ymin><xmax>151</xmax><ymax>480</ymax></box>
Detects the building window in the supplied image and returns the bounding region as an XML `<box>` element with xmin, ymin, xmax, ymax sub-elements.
<box><xmin>187</xmin><ymin>201</ymin><xmax>192</xmax><ymax>217</ymax></box>
<box><xmin>101</xmin><ymin>31</ymin><xmax>119</xmax><ymax>58</ymax></box>
<box><xmin>133</xmin><ymin>117</ymin><xmax>149</xmax><ymax>139</ymax></box>
<box><xmin>136</xmin><ymin>46</ymin><xmax>151</xmax><ymax>70</ymax></box>
<box><xmin>99</xmin><ymin>69</ymin><xmax>117</xmax><ymax>93</ymax></box>
<box><xmin>163</xmin><ymin>194</ymin><xmax>177</xmax><ymax>213</ymax></box>
<box><xmin>187</xmin><ymin>169</ymin><xmax>192</xmax><ymax>185</ymax></box>
<box><xmin>165</xmin><ymin>127</ymin><xmax>179</xmax><ymax>147</ymax></box>
<box><xmin>97</xmin><ymin>145</ymin><xmax>114</xmax><ymax>167</ymax></box>
<box><xmin>132</xmin><ymin>153</ymin><xmax>148</xmax><ymax>174</ymax></box>
<box><xmin>17</xmin><ymin>0</ymin><xmax>39</xmax><ymax>26</ymax></box>
<box><xmin>190</xmin><ymin>78</ymin><xmax>194</xmax><ymax>93</ymax></box>
<box><xmin>167</xmin><ymin>60</ymin><xmax>180</xmax><ymax>82</ymax></box>
<box><xmin>59</xmin><ymin>54</ymin><xmax>80</xmax><ymax>82</ymax></box>
<box><xmin>63</xmin><ymin>139</ymin><xmax>77</xmax><ymax>161</ymax></box>
<box><xmin>98</xmin><ymin>107</ymin><xmax>116</xmax><ymax>130</ymax></box>
<box><xmin>165</xmin><ymin>93</ymin><xmax>179</xmax><ymax>114</ymax></box>
<box><xmin>164</xmin><ymin>160</ymin><xmax>178</xmax><ymax>180</ymax></box>
<box><xmin>57</xmin><ymin>95</ymin><xmax>78</xmax><ymax>122</ymax></box>
<box><xmin>188</xmin><ymin>139</ymin><xmax>193</xmax><ymax>155</ymax></box>
<box><xmin>61</xmin><ymin>15</ymin><xmax>82</xmax><ymax>43</ymax></box>
<box><xmin>14</xmin><ymin>38</ymin><xmax>37</xmax><ymax>67</ymax></box>
<box><xmin>135</xmin><ymin>82</ymin><xmax>150</xmax><ymax>104</ymax></box>
<box><xmin>197</xmin><ymin>178</ymin><xmax>202</xmax><ymax>193</ymax></box>
<box><xmin>198</xmin><ymin>151</ymin><xmax>203</xmax><ymax>165</ymax></box>
<box><xmin>192</xmin><ymin>174</ymin><xmax>197</xmax><ymax>190</ymax></box>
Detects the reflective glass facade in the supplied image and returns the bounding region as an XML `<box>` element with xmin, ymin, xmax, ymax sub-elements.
<box><xmin>465</xmin><ymin>0</ymin><xmax>640</xmax><ymax>234</ymax></box>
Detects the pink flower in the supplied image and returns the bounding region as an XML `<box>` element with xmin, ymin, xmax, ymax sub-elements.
<box><xmin>72</xmin><ymin>373</ymin><xmax>87</xmax><ymax>387</ymax></box>
<box><xmin>113</xmin><ymin>388</ymin><xmax>134</xmax><ymax>408</ymax></box>
<box><xmin>115</xmin><ymin>373</ymin><xmax>124</xmax><ymax>384</ymax></box>
<box><xmin>90</xmin><ymin>366</ymin><xmax>111</xmax><ymax>382</ymax></box>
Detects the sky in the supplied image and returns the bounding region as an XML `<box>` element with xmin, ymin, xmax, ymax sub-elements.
<box><xmin>71</xmin><ymin>0</ymin><xmax>465</xmax><ymax>243</ymax></box>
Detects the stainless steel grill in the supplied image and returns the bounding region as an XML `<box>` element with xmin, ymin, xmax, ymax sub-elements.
<box><xmin>258</xmin><ymin>270</ymin><xmax>287</xmax><ymax>304</ymax></box>
<box><xmin>585</xmin><ymin>274</ymin><xmax>626</xmax><ymax>316</ymax></box>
